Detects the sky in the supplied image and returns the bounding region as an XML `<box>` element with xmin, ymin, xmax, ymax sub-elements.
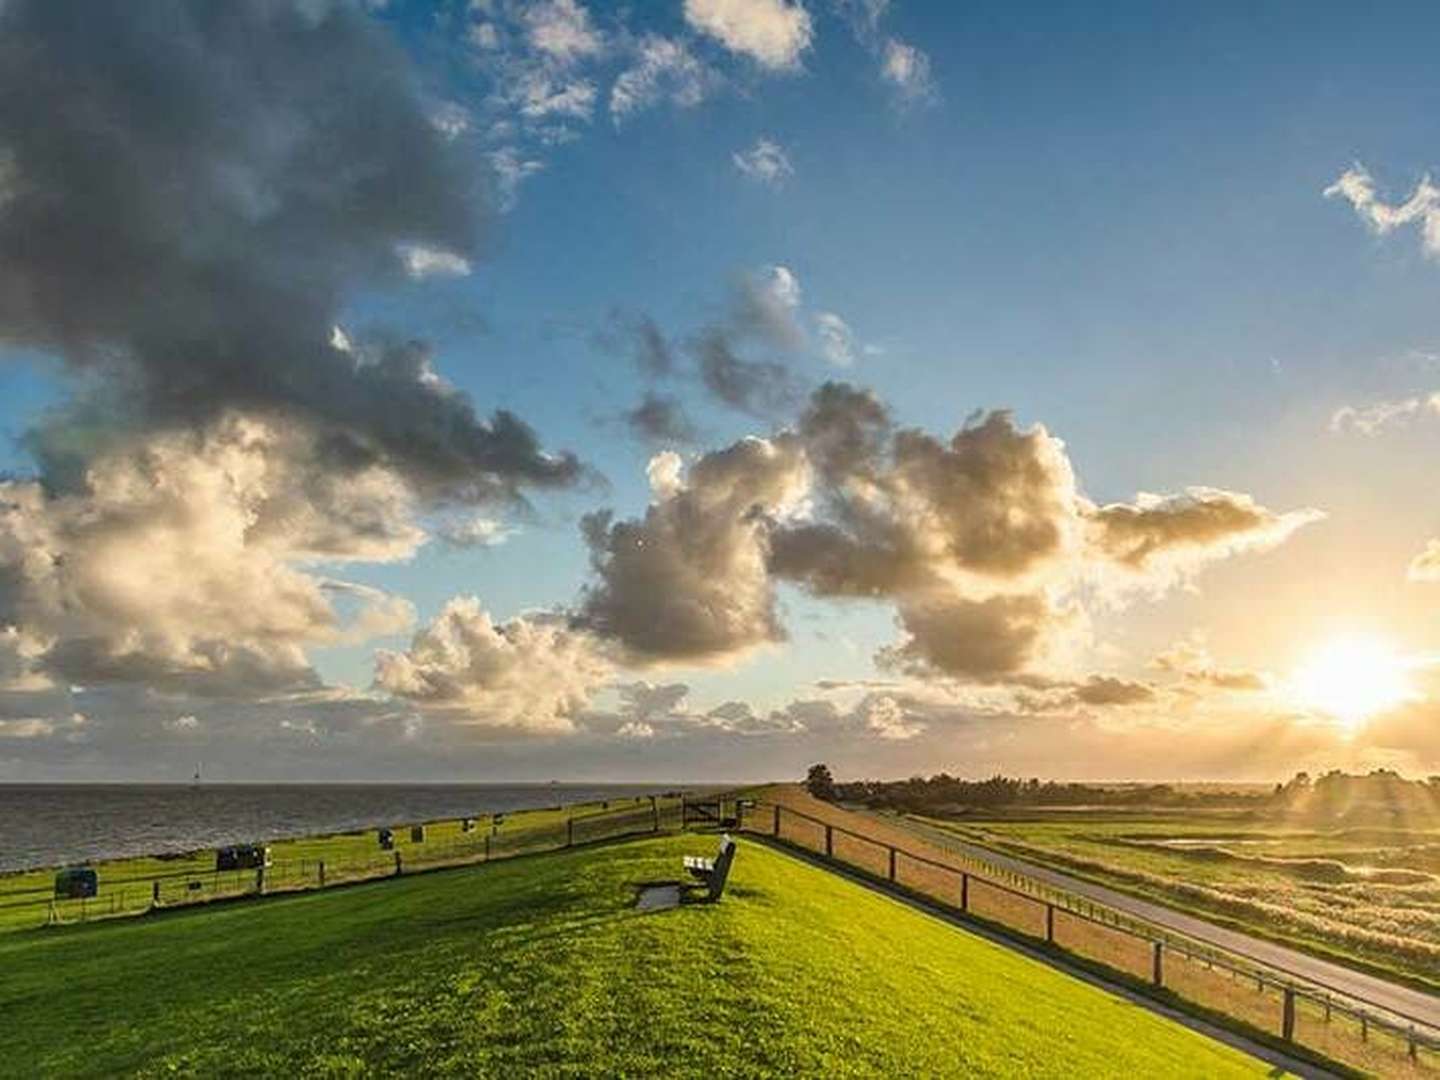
<box><xmin>2</xmin><ymin>0</ymin><xmax>1440</xmax><ymax>783</ymax></box>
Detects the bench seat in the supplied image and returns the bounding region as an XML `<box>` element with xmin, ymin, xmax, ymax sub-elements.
<box><xmin>682</xmin><ymin>836</ymin><xmax>737</xmax><ymax>900</ymax></box>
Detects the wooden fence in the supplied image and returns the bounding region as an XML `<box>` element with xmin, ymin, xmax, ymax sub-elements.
<box><xmin>741</xmin><ymin>799</ymin><xmax>1440</xmax><ymax>1077</ymax></box>
<box><xmin>6</xmin><ymin>796</ymin><xmax>683</xmax><ymax>931</ymax></box>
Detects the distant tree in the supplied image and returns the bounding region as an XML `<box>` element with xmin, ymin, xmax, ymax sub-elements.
<box><xmin>805</xmin><ymin>763</ymin><xmax>837</xmax><ymax>801</ymax></box>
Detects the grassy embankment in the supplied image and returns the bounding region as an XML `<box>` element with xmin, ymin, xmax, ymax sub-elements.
<box><xmin>912</xmin><ymin>811</ymin><xmax>1440</xmax><ymax>995</ymax></box>
<box><xmin>750</xmin><ymin>785</ymin><xmax>1432</xmax><ymax>1075</ymax></box>
<box><xmin>0</xmin><ymin>795</ymin><xmax>676</xmax><ymax>933</ymax></box>
<box><xmin>0</xmin><ymin>832</ymin><xmax>1275</xmax><ymax>1077</ymax></box>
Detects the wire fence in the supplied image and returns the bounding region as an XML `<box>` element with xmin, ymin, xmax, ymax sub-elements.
<box><xmin>5</xmin><ymin>796</ymin><xmax>683</xmax><ymax>932</ymax></box>
<box><xmin>738</xmin><ymin>798</ymin><xmax>1440</xmax><ymax>1077</ymax></box>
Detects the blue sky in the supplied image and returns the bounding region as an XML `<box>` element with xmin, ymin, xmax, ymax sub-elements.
<box><xmin>3</xmin><ymin>0</ymin><xmax>1440</xmax><ymax>781</ymax></box>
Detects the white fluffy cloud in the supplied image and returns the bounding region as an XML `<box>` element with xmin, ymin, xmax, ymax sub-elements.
<box><xmin>397</xmin><ymin>244</ymin><xmax>473</xmax><ymax>279</ymax></box>
<box><xmin>0</xmin><ymin>416</ymin><xmax>420</xmax><ymax>698</ymax></box>
<box><xmin>1325</xmin><ymin>165</ymin><xmax>1440</xmax><ymax>258</ymax></box>
<box><xmin>732</xmin><ymin>137</ymin><xmax>794</xmax><ymax>186</ymax></box>
<box><xmin>684</xmin><ymin>0</ymin><xmax>813</xmax><ymax>70</ymax></box>
<box><xmin>375</xmin><ymin>598</ymin><xmax>613</xmax><ymax>733</ymax></box>
<box><xmin>880</xmin><ymin>38</ymin><xmax>936</xmax><ymax>104</ymax></box>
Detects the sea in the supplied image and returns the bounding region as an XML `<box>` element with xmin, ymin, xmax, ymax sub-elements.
<box><xmin>0</xmin><ymin>783</ymin><xmax>689</xmax><ymax>873</ymax></box>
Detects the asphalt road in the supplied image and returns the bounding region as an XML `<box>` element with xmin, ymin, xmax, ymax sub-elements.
<box><xmin>883</xmin><ymin>813</ymin><xmax>1440</xmax><ymax>1031</ymax></box>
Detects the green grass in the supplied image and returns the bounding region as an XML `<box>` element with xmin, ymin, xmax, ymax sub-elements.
<box><xmin>0</xmin><ymin>834</ymin><xmax>1274</xmax><ymax>1078</ymax></box>
<box><xmin>0</xmin><ymin>795</ymin><xmax>679</xmax><ymax>933</ymax></box>
<box><xmin>912</xmin><ymin>810</ymin><xmax>1440</xmax><ymax>993</ymax></box>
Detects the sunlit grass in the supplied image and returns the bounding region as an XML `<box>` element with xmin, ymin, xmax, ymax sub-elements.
<box><xmin>0</xmin><ymin>835</ymin><xmax>1272</xmax><ymax>1077</ymax></box>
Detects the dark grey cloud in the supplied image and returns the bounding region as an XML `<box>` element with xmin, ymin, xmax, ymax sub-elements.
<box><xmin>691</xmin><ymin>328</ymin><xmax>799</xmax><ymax>417</ymax></box>
<box><xmin>623</xmin><ymin>391</ymin><xmax>697</xmax><ymax>445</ymax></box>
<box><xmin>578</xmin><ymin>434</ymin><xmax>808</xmax><ymax>662</ymax></box>
<box><xmin>0</xmin><ymin>0</ymin><xmax>577</xmax><ymax>502</ymax></box>
<box><xmin>878</xmin><ymin>591</ymin><xmax>1056</xmax><ymax>682</ymax></box>
<box><xmin>594</xmin><ymin>311</ymin><xmax>679</xmax><ymax>379</ymax></box>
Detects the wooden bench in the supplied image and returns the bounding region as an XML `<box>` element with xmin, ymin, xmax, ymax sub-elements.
<box><xmin>683</xmin><ymin>834</ymin><xmax>737</xmax><ymax>901</ymax></box>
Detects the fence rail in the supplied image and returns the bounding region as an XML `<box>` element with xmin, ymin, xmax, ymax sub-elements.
<box><xmin>741</xmin><ymin>798</ymin><xmax>1440</xmax><ymax>1076</ymax></box>
<box><xmin>12</xmin><ymin>796</ymin><xmax>683</xmax><ymax>931</ymax></box>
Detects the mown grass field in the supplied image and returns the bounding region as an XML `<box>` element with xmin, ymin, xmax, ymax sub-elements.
<box><xmin>0</xmin><ymin>833</ymin><xmax>1275</xmax><ymax>1078</ymax></box>
<box><xmin>0</xmin><ymin>795</ymin><xmax>678</xmax><ymax>933</ymax></box>
<box><xmin>916</xmin><ymin>810</ymin><xmax>1440</xmax><ymax>993</ymax></box>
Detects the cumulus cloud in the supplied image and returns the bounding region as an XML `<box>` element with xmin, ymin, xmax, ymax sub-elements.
<box><xmin>374</xmin><ymin>598</ymin><xmax>612</xmax><ymax>733</ymax></box>
<box><xmin>771</xmin><ymin>397</ymin><xmax>1082</xmax><ymax>600</ymax></box>
<box><xmin>879</xmin><ymin>591</ymin><xmax>1064</xmax><ymax>681</ymax></box>
<box><xmin>1325</xmin><ymin>164</ymin><xmax>1440</xmax><ymax>258</ymax></box>
<box><xmin>579</xmin><ymin>438</ymin><xmax>810</xmax><ymax>662</ymax></box>
<box><xmin>1085</xmin><ymin>488</ymin><xmax>1323</xmax><ymax>587</ymax></box>
<box><xmin>684</xmin><ymin>0</ymin><xmax>813</xmax><ymax>70</ymax></box>
<box><xmin>0</xmin><ymin>417</ymin><xmax>419</xmax><ymax>697</ymax></box>
<box><xmin>0</xmin><ymin>1</ymin><xmax>577</xmax><ymax>505</ymax></box>
<box><xmin>569</xmin><ymin>382</ymin><xmax>1318</xmax><ymax>689</ymax></box>
<box><xmin>1330</xmin><ymin>394</ymin><xmax>1440</xmax><ymax>435</ymax></box>
<box><xmin>732</xmin><ymin>137</ymin><xmax>794</xmax><ymax>186</ymax></box>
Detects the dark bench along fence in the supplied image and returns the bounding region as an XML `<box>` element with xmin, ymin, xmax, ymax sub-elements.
<box><xmin>1</xmin><ymin>796</ymin><xmax>684</xmax><ymax>932</ymax></box>
<box><xmin>739</xmin><ymin>799</ymin><xmax>1440</xmax><ymax>1078</ymax></box>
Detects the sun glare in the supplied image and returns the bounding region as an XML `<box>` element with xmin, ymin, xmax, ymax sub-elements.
<box><xmin>1288</xmin><ymin>635</ymin><xmax>1412</xmax><ymax>729</ymax></box>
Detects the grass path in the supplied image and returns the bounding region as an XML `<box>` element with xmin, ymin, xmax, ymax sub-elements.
<box><xmin>0</xmin><ymin>834</ymin><xmax>1275</xmax><ymax>1077</ymax></box>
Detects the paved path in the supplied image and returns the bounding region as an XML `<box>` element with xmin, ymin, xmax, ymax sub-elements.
<box><xmin>753</xmin><ymin>835</ymin><xmax>1338</xmax><ymax>1079</ymax></box>
<box><xmin>884</xmin><ymin>813</ymin><xmax>1440</xmax><ymax>1031</ymax></box>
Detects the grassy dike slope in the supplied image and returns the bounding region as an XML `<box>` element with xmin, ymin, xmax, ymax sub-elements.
<box><xmin>0</xmin><ymin>835</ymin><xmax>1271</xmax><ymax>1078</ymax></box>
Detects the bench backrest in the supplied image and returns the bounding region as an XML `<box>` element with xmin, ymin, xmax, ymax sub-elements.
<box><xmin>707</xmin><ymin>836</ymin><xmax>737</xmax><ymax>901</ymax></box>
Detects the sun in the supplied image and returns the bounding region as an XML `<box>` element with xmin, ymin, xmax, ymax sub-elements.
<box><xmin>1288</xmin><ymin>635</ymin><xmax>1412</xmax><ymax>729</ymax></box>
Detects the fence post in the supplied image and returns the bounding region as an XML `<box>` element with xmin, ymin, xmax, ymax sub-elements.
<box><xmin>1045</xmin><ymin>904</ymin><xmax>1054</xmax><ymax>943</ymax></box>
<box><xmin>1410</xmin><ymin>1028</ymin><xmax>1418</xmax><ymax>1061</ymax></box>
<box><xmin>318</xmin><ymin>860</ymin><xmax>326</xmax><ymax>888</ymax></box>
<box><xmin>1360</xmin><ymin>1012</ymin><xmax>1368</xmax><ymax>1042</ymax></box>
<box><xmin>1323</xmin><ymin>994</ymin><xmax>1330</xmax><ymax>1022</ymax></box>
<box><xmin>152</xmin><ymin>880</ymin><xmax>161</xmax><ymax>909</ymax></box>
<box><xmin>394</xmin><ymin>850</ymin><xmax>403</xmax><ymax>877</ymax></box>
<box><xmin>888</xmin><ymin>847</ymin><xmax>897</xmax><ymax>882</ymax></box>
<box><xmin>773</xmin><ymin>805</ymin><xmax>781</xmax><ymax>837</ymax></box>
<box><xmin>1282</xmin><ymin>987</ymin><xmax>1295</xmax><ymax>1041</ymax></box>
<box><xmin>567</xmin><ymin>815</ymin><xmax>574</xmax><ymax>848</ymax></box>
<box><xmin>255</xmin><ymin>865</ymin><xmax>265</xmax><ymax>896</ymax></box>
<box><xmin>960</xmin><ymin>873</ymin><xmax>969</xmax><ymax>913</ymax></box>
<box><xmin>824</xmin><ymin>824</ymin><xmax>833</xmax><ymax>858</ymax></box>
<box><xmin>1152</xmin><ymin>942</ymin><xmax>1164</xmax><ymax>988</ymax></box>
<box><xmin>651</xmin><ymin>796</ymin><xmax>659</xmax><ymax>832</ymax></box>
<box><xmin>484</xmin><ymin>833</ymin><xmax>491</xmax><ymax>862</ymax></box>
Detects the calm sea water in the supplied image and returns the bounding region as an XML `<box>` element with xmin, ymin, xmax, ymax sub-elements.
<box><xmin>0</xmin><ymin>784</ymin><xmax>685</xmax><ymax>873</ymax></box>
